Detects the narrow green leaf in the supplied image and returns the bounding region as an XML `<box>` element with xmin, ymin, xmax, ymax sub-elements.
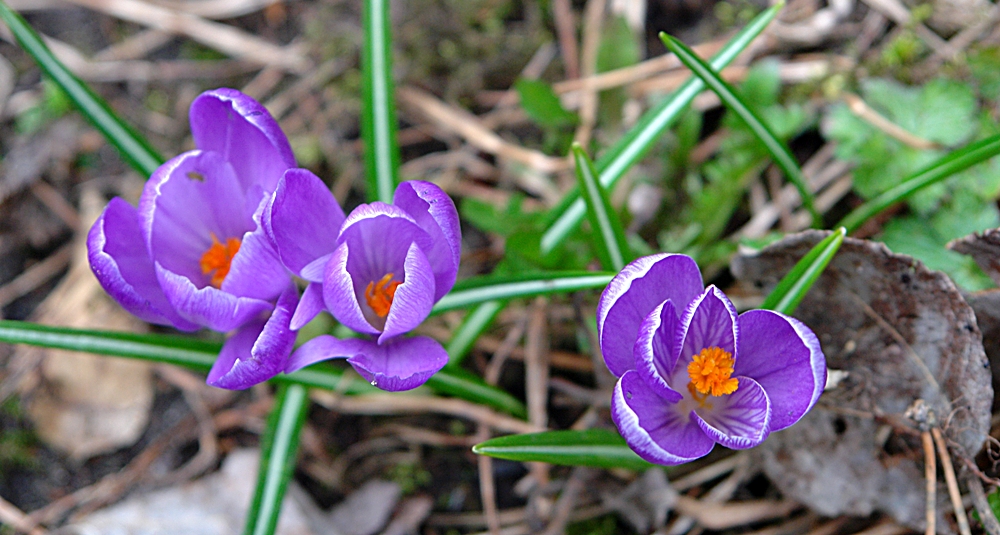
<box><xmin>0</xmin><ymin>320</ymin><xmax>527</xmax><ymax>413</ymax></box>
<box><xmin>573</xmin><ymin>143</ymin><xmax>630</xmax><ymax>271</ymax></box>
<box><xmin>445</xmin><ymin>300</ymin><xmax>504</xmax><ymax>368</ymax></box>
<box><xmin>658</xmin><ymin>32</ymin><xmax>820</xmax><ymax>228</ymax></box>
<box><xmin>427</xmin><ymin>367</ymin><xmax>526</xmax><ymax>418</ymax></box>
<box><xmin>361</xmin><ymin>0</ymin><xmax>400</xmax><ymax>203</ymax></box>
<box><xmin>837</xmin><ymin>133</ymin><xmax>1000</xmax><ymax>233</ymax></box>
<box><xmin>540</xmin><ymin>3</ymin><xmax>783</xmax><ymax>254</ymax></box>
<box><xmin>0</xmin><ymin>1</ymin><xmax>164</xmax><ymax>176</ymax></box>
<box><xmin>760</xmin><ymin>227</ymin><xmax>846</xmax><ymax>315</ymax></box>
<box><xmin>473</xmin><ymin>429</ymin><xmax>654</xmax><ymax>471</ymax></box>
<box><xmin>432</xmin><ymin>272</ymin><xmax>615</xmax><ymax>314</ymax></box>
<box><xmin>244</xmin><ymin>383</ymin><xmax>309</xmax><ymax>535</ymax></box>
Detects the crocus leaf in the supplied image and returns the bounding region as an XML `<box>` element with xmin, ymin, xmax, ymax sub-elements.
<box><xmin>0</xmin><ymin>0</ymin><xmax>164</xmax><ymax>176</ymax></box>
<box><xmin>361</xmin><ymin>0</ymin><xmax>400</xmax><ymax>203</ymax></box>
<box><xmin>760</xmin><ymin>227</ymin><xmax>846</xmax><ymax>315</ymax></box>
<box><xmin>539</xmin><ymin>3</ymin><xmax>783</xmax><ymax>254</ymax></box>
<box><xmin>473</xmin><ymin>429</ymin><xmax>654</xmax><ymax>470</ymax></box>
<box><xmin>0</xmin><ymin>320</ymin><xmax>530</xmax><ymax>414</ymax></box>
<box><xmin>837</xmin><ymin>133</ymin><xmax>1000</xmax><ymax>233</ymax></box>
<box><xmin>658</xmin><ymin>32</ymin><xmax>820</xmax><ymax>229</ymax></box>
<box><xmin>244</xmin><ymin>383</ymin><xmax>309</xmax><ymax>535</ymax></box>
<box><xmin>573</xmin><ymin>143</ymin><xmax>630</xmax><ymax>271</ymax></box>
<box><xmin>427</xmin><ymin>367</ymin><xmax>527</xmax><ymax>418</ymax></box>
<box><xmin>445</xmin><ymin>300</ymin><xmax>505</xmax><ymax>368</ymax></box>
<box><xmin>432</xmin><ymin>272</ymin><xmax>615</xmax><ymax>314</ymax></box>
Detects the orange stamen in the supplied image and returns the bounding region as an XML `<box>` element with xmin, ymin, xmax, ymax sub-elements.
<box><xmin>199</xmin><ymin>233</ymin><xmax>241</xmax><ymax>288</ymax></box>
<box><xmin>365</xmin><ymin>273</ymin><xmax>402</xmax><ymax>318</ymax></box>
<box><xmin>687</xmin><ymin>346</ymin><xmax>739</xmax><ymax>397</ymax></box>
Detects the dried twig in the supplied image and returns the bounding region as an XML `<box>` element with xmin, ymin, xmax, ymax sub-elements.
<box><xmin>0</xmin><ymin>495</ymin><xmax>47</xmax><ymax>535</ymax></box>
<box><xmin>922</xmin><ymin>430</ymin><xmax>937</xmax><ymax>535</ymax></box>
<box><xmin>844</xmin><ymin>93</ymin><xmax>940</xmax><ymax>150</ymax></box>
<box><xmin>0</xmin><ymin>243</ymin><xmax>73</xmax><ymax>308</ymax></box>
<box><xmin>966</xmin><ymin>472</ymin><xmax>1000</xmax><ymax>535</ymax></box>
<box><xmin>933</xmin><ymin>427</ymin><xmax>972</xmax><ymax>535</ymax></box>
<box><xmin>397</xmin><ymin>86</ymin><xmax>571</xmax><ymax>184</ymax></box>
<box><xmin>572</xmin><ymin>0</ymin><xmax>606</xmax><ymax>147</ymax></box>
<box><xmin>310</xmin><ymin>392</ymin><xmax>543</xmax><ymax>435</ymax></box>
<box><xmin>476</xmin><ymin>425</ymin><xmax>503</xmax><ymax>535</ymax></box>
<box><xmin>53</xmin><ymin>0</ymin><xmax>309</xmax><ymax>71</ymax></box>
<box><xmin>551</xmin><ymin>0</ymin><xmax>579</xmax><ymax>79</ymax></box>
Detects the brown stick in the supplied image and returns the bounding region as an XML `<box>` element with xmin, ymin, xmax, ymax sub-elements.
<box><xmin>932</xmin><ymin>427</ymin><xmax>972</xmax><ymax>535</ymax></box>
<box><xmin>922</xmin><ymin>430</ymin><xmax>937</xmax><ymax>535</ymax></box>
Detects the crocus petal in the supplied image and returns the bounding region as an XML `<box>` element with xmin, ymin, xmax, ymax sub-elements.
<box><xmin>611</xmin><ymin>370</ymin><xmax>715</xmax><ymax>465</ymax></box>
<box><xmin>597</xmin><ymin>254</ymin><xmax>704</xmax><ymax>377</ymax></box>
<box><xmin>393</xmin><ymin>181</ymin><xmax>461</xmax><ymax>299</ymax></box>
<box><xmin>155</xmin><ymin>262</ymin><xmax>272</xmax><ymax>332</ymax></box>
<box><xmin>221</xmin><ymin>224</ymin><xmax>288</xmax><ymax>301</ymax></box>
<box><xmin>379</xmin><ymin>242</ymin><xmax>435</xmax><ymax>343</ymax></box>
<box><xmin>285</xmin><ymin>334</ymin><xmax>370</xmax><ymax>372</ymax></box>
<box><xmin>188</xmin><ymin>88</ymin><xmax>295</xmax><ymax>193</ymax></box>
<box><xmin>337</xmin><ymin>203</ymin><xmax>433</xmax><ymax>328</ymax></box>
<box><xmin>265</xmin><ymin>169</ymin><xmax>345</xmax><ymax>275</ymax></box>
<box><xmin>677</xmin><ymin>286</ymin><xmax>738</xmax><ymax>371</ymax></box>
<box><xmin>207</xmin><ymin>285</ymin><xmax>298</xmax><ymax>389</ymax></box>
<box><xmin>290</xmin><ymin>282</ymin><xmax>325</xmax><ymax>330</ymax></box>
<box><xmin>139</xmin><ymin>150</ymin><xmax>252</xmax><ymax>284</ymax></box>
<box><xmin>87</xmin><ymin>198</ymin><xmax>198</xmax><ymax>331</ymax></box>
<box><xmin>323</xmin><ymin>242</ymin><xmax>381</xmax><ymax>336</ymax></box>
<box><xmin>633</xmin><ymin>300</ymin><xmax>683</xmax><ymax>403</ymax></box>
<box><xmin>347</xmin><ymin>335</ymin><xmax>448</xmax><ymax>391</ymax></box>
<box><xmin>693</xmin><ymin>376</ymin><xmax>771</xmax><ymax>450</ymax></box>
<box><xmin>735</xmin><ymin>309</ymin><xmax>826</xmax><ymax>431</ymax></box>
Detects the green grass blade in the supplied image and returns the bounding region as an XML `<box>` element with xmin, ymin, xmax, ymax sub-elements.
<box><xmin>0</xmin><ymin>1</ymin><xmax>164</xmax><ymax>176</ymax></box>
<box><xmin>760</xmin><ymin>227</ymin><xmax>845</xmax><ymax>315</ymax></box>
<box><xmin>0</xmin><ymin>320</ymin><xmax>526</xmax><ymax>413</ymax></box>
<box><xmin>658</xmin><ymin>32</ymin><xmax>820</xmax><ymax>228</ymax></box>
<box><xmin>427</xmin><ymin>367</ymin><xmax>526</xmax><ymax>418</ymax></box>
<box><xmin>362</xmin><ymin>0</ymin><xmax>401</xmax><ymax>203</ymax></box>
<box><xmin>432</xmin><ymin>272</ymin><xmax>615</xmax><ymax>314</ymax></box>
<box><xmin>244</xmin><ymin>383</ymin><xmax>309</xmax><ymax>535</ymax></box>
<box><xmin>445</xmin><ymin>300</ymin><xmax>504</xmax><ymax>368</ymax></box>
<box><xmin>573</xmin><ymin>143</ymin><xmax>630</xmax><ymax>271</ymax></box>
<box><xmin>837</xmin><ymin>133</ymin><xmax>1000</xmax><ymax>234</ymax></box>
<box><xmin>540</xmin><ymin>3</ymin><xmax>783</xmax><ymax>254</ymax></box>
<box><xmin>473</xmin><ymin>429</ymin><xmax>654</xmax><ymax>470</ymax></box>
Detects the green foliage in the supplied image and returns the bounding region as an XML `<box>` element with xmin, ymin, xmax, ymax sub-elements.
<box><xmin>826</xmin><ymin>77</ymin><xmax>1000</xmax><ymax>289</ymax></box>
<box><xmin>16</xmin><ymin>79</ymin><xmax>72</xmax><ymax>134</ymax></box>
<box><xmin>515</xmin><ymin>78</ymin><xmax>578</xmax><ymax>128</ymax></box>
<box><xmin>674</xmin><ymin>60</ymin><xmax>812</xmax><ymax>252</ymax></box>
<box><xmin>968</xmin><ymin>46</ymin><xmax>1000</xmax><ymax>101</ymax></box>
<box><xmin>388</xmin><ymin>461</ymin><xmax>432</xmax><ymax>495</ymax></box>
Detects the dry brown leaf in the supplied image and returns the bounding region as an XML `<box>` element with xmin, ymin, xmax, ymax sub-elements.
<box><xmin>731</xmin><ymin>230</ymin><xmax>992</xmax><ymax>531</ymax></box>
<box><xmin>17</xmin><ymin>186</ymin><xmax>154</xmax><ymax>461</ymax></box>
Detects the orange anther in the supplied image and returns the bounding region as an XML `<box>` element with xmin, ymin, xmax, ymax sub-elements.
<box><xmin>365</xmin><ymin>273</ymin><xmax>402</xmax><ymax>318</ymax></box>
<box><xmin>687</xmin><ymin>346</ymin><xmax>739</xmax><ymax>397</ymax></box>
<box><xmin>199</xmin><ymin>233</ymin><xmax>241</xmax><ymax>288</ymax></box>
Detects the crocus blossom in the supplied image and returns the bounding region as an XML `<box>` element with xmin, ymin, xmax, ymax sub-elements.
<box><xmin>598</xmin><ymin>253</ymin><xmax>826</xmax><ymax>465</ymax></box>
<box><xmin>88</xmin><ymin>88</ymin><xmax>299</xmax><ymax>389</ymax></box>
<box><xmin>267</xmin><ymin>172</ymin><xmax>460</xmax><ymax>391</ymax></box>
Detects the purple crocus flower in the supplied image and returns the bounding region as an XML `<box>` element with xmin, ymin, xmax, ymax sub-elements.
<box><xmin>598</xmin><ymin>253</ymin><xmax>826</xmax><ymax>465</ymax></box>
<box><xmin>87</xmin><ymin>88</ymin><xmax>300</xmax><ymax>390</ymax></box>
<box><xmin>266</xmin><ymin>171</ymin><xmax>460</xmax><ymax>391</ymax></box>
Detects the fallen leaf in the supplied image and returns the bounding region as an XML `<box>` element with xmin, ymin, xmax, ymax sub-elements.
<box><xmin>732</xmin><ymin>230</ymin><xmax>992</xmax><ymax>531</ymax></box>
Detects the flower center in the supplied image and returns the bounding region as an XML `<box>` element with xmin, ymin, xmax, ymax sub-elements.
<box><xmin>687</xmin><ymin>346</ymin><xmax>739</xmax><ymax>398</ymax></box>
<box><xmin>365</xmin><ymin>273</ymin><xmax>402</xmax><ymax>318</ymax></box>
<box><xmin>199</xmin><ymin>233</ymin><xmax>242</xmax><ymax>288</ymax></box>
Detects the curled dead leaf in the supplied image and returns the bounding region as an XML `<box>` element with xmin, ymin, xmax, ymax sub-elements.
<box><xmin>732</xmin><ymin>230</ymin><xmax>992</xmax><ymax>531</ymax></box>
